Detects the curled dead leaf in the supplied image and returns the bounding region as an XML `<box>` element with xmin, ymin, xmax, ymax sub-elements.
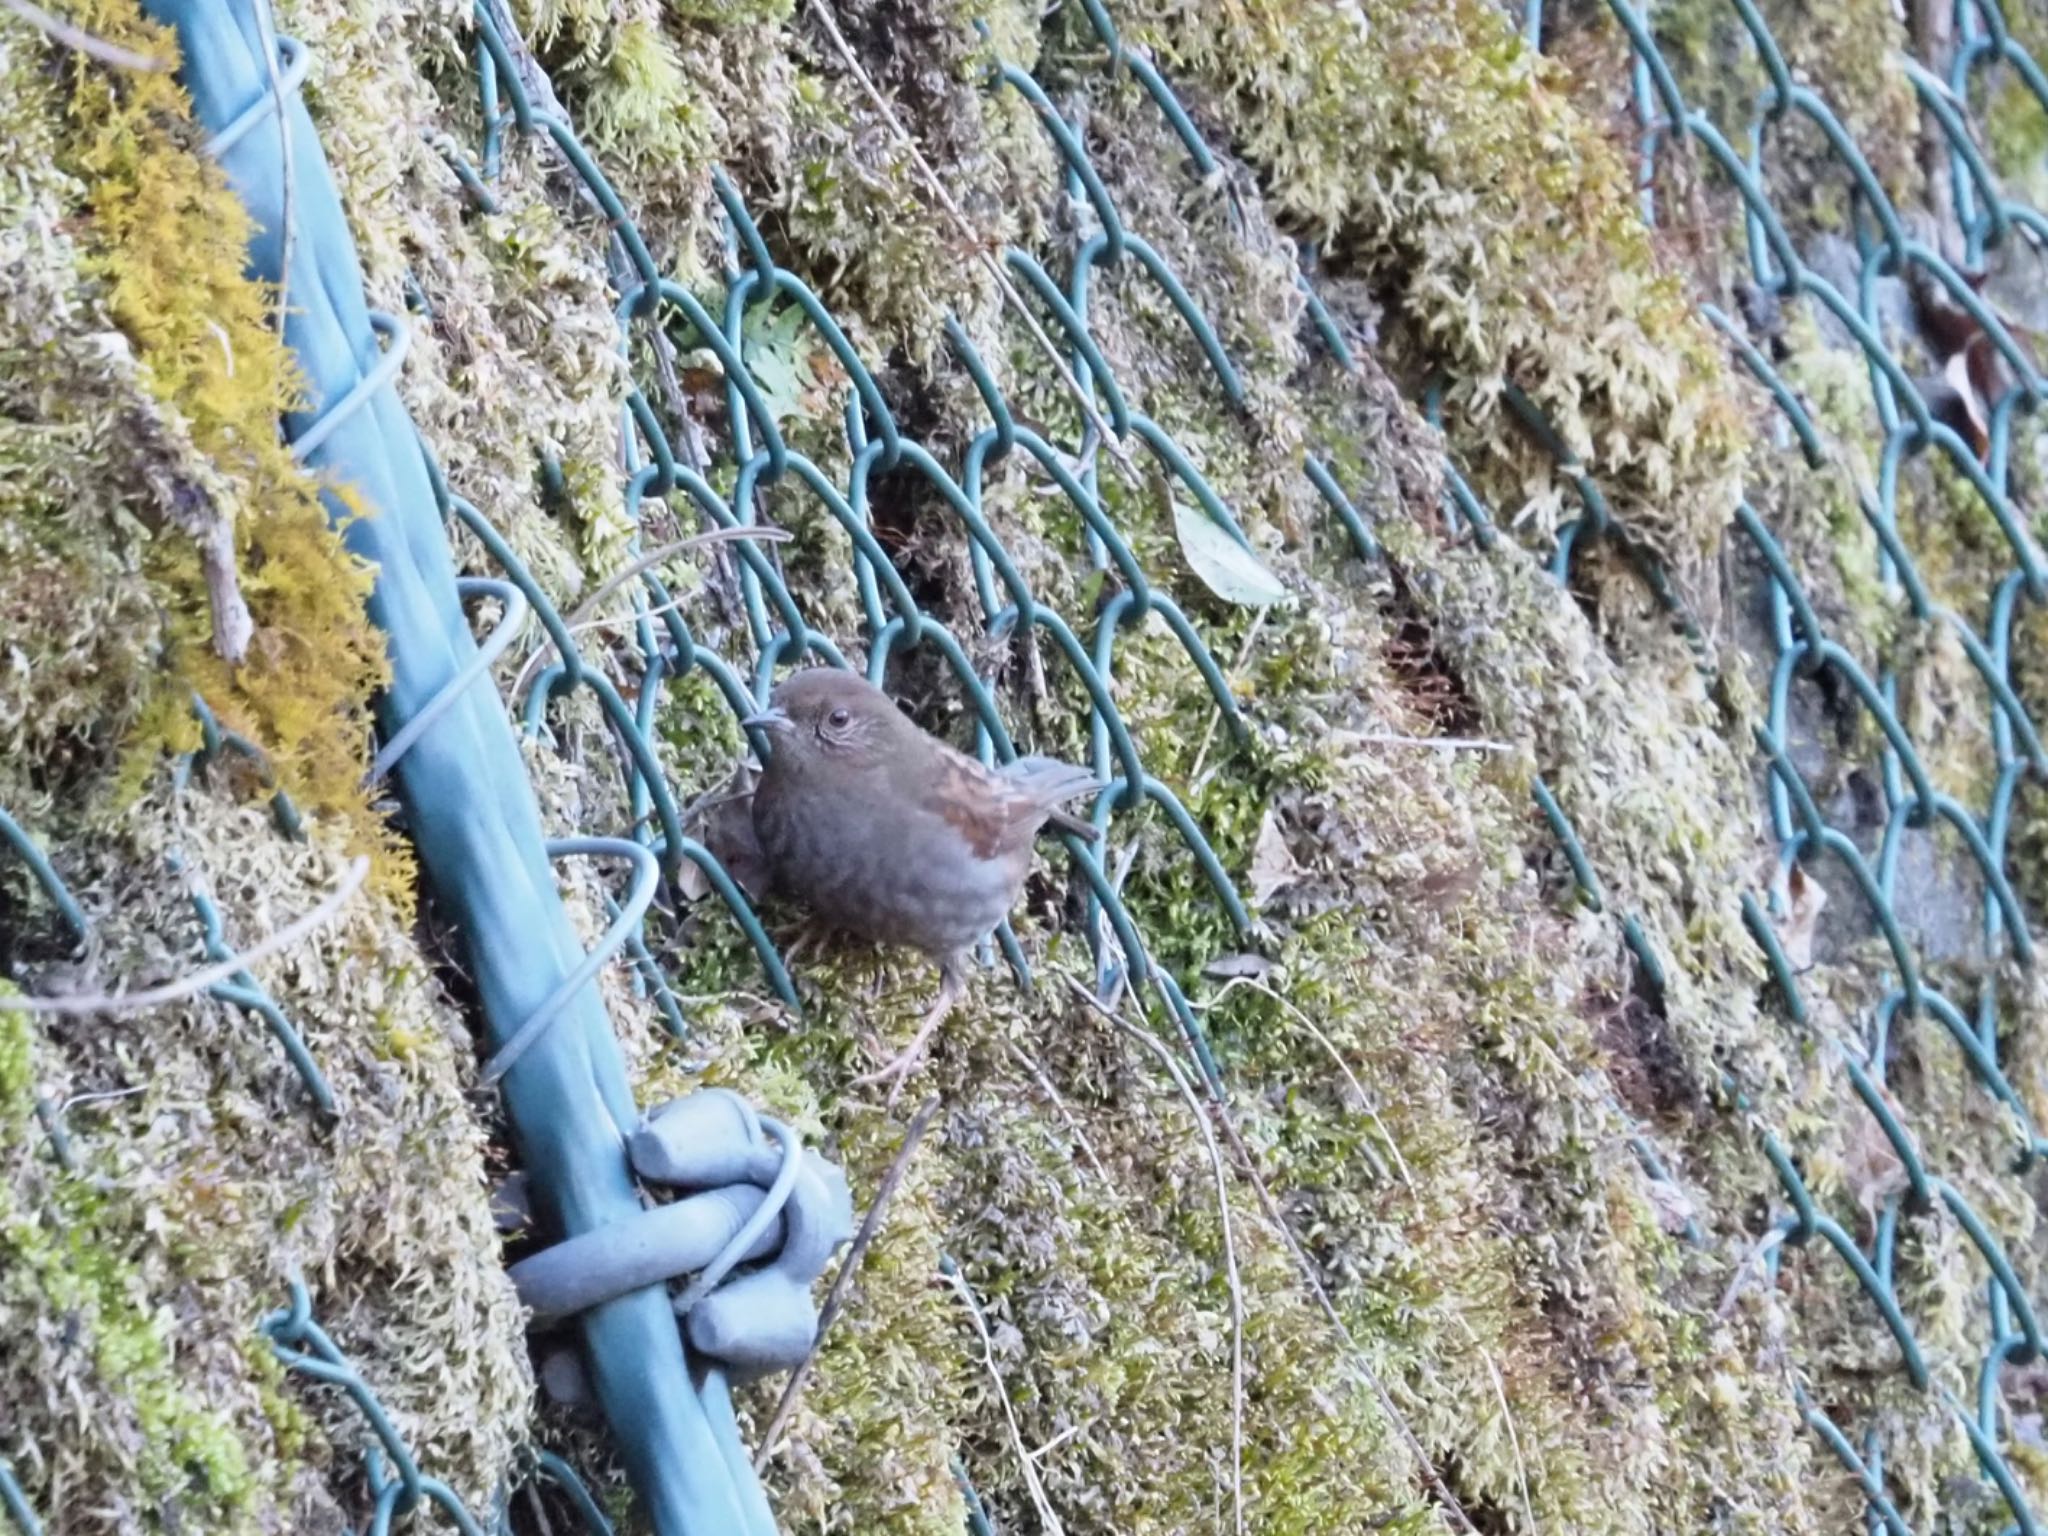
<box><xmin>1202</xmin><ymin>952</ymin><xmax>1275</xmax><ymax>982</ymax></box>
<box><xmin>1773</xmin><ymin>863</ymin><xmax>1828</xmax><ymax>972</ymax></box>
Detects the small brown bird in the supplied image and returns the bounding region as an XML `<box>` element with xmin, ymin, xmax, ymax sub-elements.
<box><xmin>744</xmin><ymin>669</ymin><xmax>1102</xmax><ymax>1092</ymax></box>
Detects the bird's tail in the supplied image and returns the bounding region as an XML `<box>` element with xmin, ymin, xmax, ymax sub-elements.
<box><xmin>1002</xmin><ymin>755</ymin><xmax>1107</xmax><ymax>842</ymax></box>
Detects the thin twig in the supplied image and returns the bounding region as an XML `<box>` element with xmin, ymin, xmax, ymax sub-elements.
<box><xmin>1179</xmin><ymin>974</ymin><xmax>1482</xmax><ymax>1531</ymax></box>
<box><xmin>754</xmin><ymin>1097</ymin><xmax>942</xmax><ymax>1469</ymax></box>
<box><xmin>5</xmin><ymin>857</ymin><xmax>370</xmax><ymax>1016</ymax></box>
<box><xmin>58</xmin><ymin>1084</ymin><xmax>147</xmax><ymax>1114</ymax></box>
<box><xmin>1027</xmin><ymin>1419</ymin><xmax>1091</xmax><ymax>1462</ymax></box>
<box><xmin>1004</xmin><ymin>1039</ymin><xmax>1111</xmax><ymax>1186</ymax></box>
<box><xmin>508</xmin><ymin>525</ymin><xmax>790</xmax><ymax>707</ymax></box>
<box><xmin>942</xmin><ymin>1261</ymin><xmax>1070</xmax><ymax>1536</ymax></box>
<box><xmin>253</xmin><ymin>0</ymin><xmax>294</xmax><ymax>334</ymax></box>
<box><xmin>647</xmin><ymin>309</ymin><xmax>712</xmax><ymax>474</ymax></box>
<box><xmin>0</xmin><ymin>0</ymin><xmax>169</xmax><ymax>70</ymax></box>
<box><xmin>1458</xmin><ymin>1318</ymin><xmax>1535</xmax><ymax>1534</ymax></box>
<box><xmin>1064</xmin><ymin>976</ymin><xmax>1245</xmax><ymax>1536</ymax></box>
<box><xmin>1201</xmin><ymin>1089</ymin><xmax>1479</xmax><ymax>1535</ymax></box>
<box><xmin>559</xmin><ymin>589</ymin><xmax>699</xmax><ymax>643</ymax></box>
<box><xmin>565</xmin><ymin>527</ymin><xmax>793</xmax><ymax>631</ymax></box>
<box><xmin>805</xmin><ymin>0</ymin><xmax>1141</xmax><ymax>488</ymax></box>
<box><xmin>524</xmin><ymin>1480</ymin><xmax>556</xmax><ymax>1536</ymax></box>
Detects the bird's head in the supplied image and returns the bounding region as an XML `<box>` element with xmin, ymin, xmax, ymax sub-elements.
<box><xmin>743</xmin><ymin>668</ymin><xmax>912</xmax><ymax>776</ymax></box>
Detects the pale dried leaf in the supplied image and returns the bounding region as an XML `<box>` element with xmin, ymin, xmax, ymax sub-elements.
<box><xmin>1248</xmin><ymin>812</ymin><xmax>1303</xmax><ymax>908</ymax></box>
<box><xmin>1203</xmin><ymin>952</ymin><xmax>1275</xmax><ymax>982</ymax></box>
<box><xmin>1774</xmin><ymin>863</ymin><xmax>1828</xmax><ymax>971</ymax></box>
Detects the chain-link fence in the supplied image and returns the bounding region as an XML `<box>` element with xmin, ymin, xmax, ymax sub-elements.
<box><xmin>5</xmin><ymin>0</ymin><xmax>2048</xmax><ymax>1529</ymax></box>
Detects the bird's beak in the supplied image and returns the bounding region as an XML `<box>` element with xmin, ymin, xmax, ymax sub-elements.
<box><xmin>741</xmin><ymin>706</ymin><xmax>793</xmax><ymax>736</ymax></box>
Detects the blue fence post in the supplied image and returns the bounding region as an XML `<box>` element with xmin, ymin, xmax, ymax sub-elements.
<box><xmin>136</xmin><ymin>5</ymin><xmax>778</xmax><ymax>1530</ymax></box>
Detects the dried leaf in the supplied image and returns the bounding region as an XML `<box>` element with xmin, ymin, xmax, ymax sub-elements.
<box><xmin>1248</xmin><ymin>811</ymin><xmax>1303</xmax><ymax>908</ymax></box>
<box><xmin>1773</xmin><ymin>863</ymin><xmax>1828</xmax><ymax>971</ymax></box>
<box><xmin>1843</xmin><ymin>1106</ymin><xmax>1910</xmax><ymax>1228</ymax></box>
<box><xmin>1202</xmin><ymin>952</ymin><xmax>1275</xmax><ymax>982</ymax></box>
<box><xmin>1172</xmin><ymin>497</ymin><xmax>1290</xmax><ymax>608</ymax></box>
<box><xmin>1413</xmin><ymin>857</ymin><xmax>1482</xmax><ymax>911</ymax></box>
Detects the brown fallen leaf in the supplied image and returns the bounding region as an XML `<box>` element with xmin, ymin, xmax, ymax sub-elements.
<box><xmin>1843</xmin><ymin>1104</ymin><xmax>1911</xmax><ymax>1232</ymax></box>
<box><xmin>1412</xmin><ymin>856</ymin><xmax>1482</xmax><ymax>911</ymax></box>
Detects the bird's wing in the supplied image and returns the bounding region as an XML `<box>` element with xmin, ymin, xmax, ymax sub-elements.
<box><xmin>918</xmin><ymin>748</ymin><xmax>1045</xmax><ymax>860</ymax></box>
<box><xmin>1001</xmin><ymin>755</ymin><xmax>1105</xmax><ymax>843</ymax></box>
<box><xmin>923</xmin><ymin>748</ymin><xmax>1106</xmax><ymax>858</ymax></box>
<box><xmin>1000</xmin><ymin>754</ymin><xmax>1105</xmax><ymax>807</ymax></box>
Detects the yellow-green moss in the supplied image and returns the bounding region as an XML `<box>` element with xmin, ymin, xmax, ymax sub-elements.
<box><xmin>0</xmin><ymin>1003</ymin><xmax>259</xmax><ymax>1529</ymax></box>
<box><xmin>1091</xmin><ymin>0</ymin><xmax>1750</xmax><ymax>572</ymax></box>
<box><xmin>30</xmin><ymin>1</ymin><xmax>396</xmax><ymax>884</ymax></box>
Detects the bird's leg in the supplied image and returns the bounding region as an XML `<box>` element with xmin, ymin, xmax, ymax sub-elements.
<box><xmin>853</xmin><ymin>956</ymin><xmax>964</xmax><ymax>1107</ymax></box>
<box><xmin>779</xmin><ymin>915</ymin><xmax>832</xmax><ymax>971</ymax></box>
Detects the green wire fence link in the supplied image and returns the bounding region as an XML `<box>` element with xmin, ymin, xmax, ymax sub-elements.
<box><xmin>1058</xmin><ymin>0</ymin><xmax>2048</xmax><ymax>1527</ymax></box>
<box><xmin>257</xmin><ymin>1274</ymin><xmax>619</xmax><ymax>1536</ymax></box>
<box><xmin>0</xmin><ymin>811</ymin><xmax>84</xmax><ymax>1172</ymax></box>
<box><xmin>0</xmin><ymin>809</ymin><xmax>88</xmax><ymax>947</ymax></box>
<box><xmin>954</xmin><ymin>1458</ymin><xmax>999</xmax><ymax>1536</ymax></box>
<box><xmin>1608</xmin><ymin>0</ymin><xmax>2046</xmax><ymax>1522</ymax></box>
<box><xmin>185</xmin><ymin>692</ymin><xmax>304</xmax><ymax>838</ymax></box>
<box><xmin>0</xmin><ymin>1458</ymin><xmax>41</xmax><ymax>1536</ymax></box>
<box><xmin>264</xmin><ymin>1272</ymin><xmax>493</xmax><ymax>1536</ymax></box>
<box><xmin>188</xmin><ymin>882</ymin><xmax>337</xmax><ymax>1116</ymax></box>
<box><xmin>456</xmin><ymin>0</ymin><xmax>1317</xmax><ymax>1099</ymax></box>
<box><xmin>507</xmin><ymin>1452</ymin><xmax>616</xmax><ymax>1536</ymax></box>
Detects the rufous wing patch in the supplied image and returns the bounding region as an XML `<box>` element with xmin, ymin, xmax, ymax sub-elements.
<box><xmin>928</xmin><ymin>748</ymin><xmax>1035</xmax><ymax>860</ymax></box>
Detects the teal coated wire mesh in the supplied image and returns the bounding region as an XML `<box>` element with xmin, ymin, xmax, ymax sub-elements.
<box><xmin>459</xmin><ymin>0</ymin><xmax>2048</xmax><ymax>1521</ymax></box>
<box><xmin>5</xmin><ymin>0</ymin><xmax>2048</xmax><ymax>1527</ymax></box>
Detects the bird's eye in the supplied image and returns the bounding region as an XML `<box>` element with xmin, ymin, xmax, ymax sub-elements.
<box><xmin>827</xmin><ymin>707</ymin><xmax>851</xmax><ymax>729</ymax></box>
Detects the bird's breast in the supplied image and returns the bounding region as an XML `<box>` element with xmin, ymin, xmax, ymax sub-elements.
<box><xmin>753</xmin><ymin>775</ymin><xmax>1028</xmax><ymax>955</ymax></box>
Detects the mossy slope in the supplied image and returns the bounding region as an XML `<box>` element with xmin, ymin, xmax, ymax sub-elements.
<box><xmin>3</xmin><ymin>0</ymin><xmax>2045</xmax><ymax>1532</ymax></box>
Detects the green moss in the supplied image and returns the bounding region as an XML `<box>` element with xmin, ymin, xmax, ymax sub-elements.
<box><xmin>26</xmin><ymin>0</ymin><xmax>399</xmax><ymax>888</ymax></box>
<box><xmin>0</xmin><ymin>1006</ymin><xmax>260</xmax><ymax>1529</ymax></box>
<box><xmin>13</xmin><ymin>0</ymin><xmax>2046</xmax><ymax>1529</ymax></box>
<box><xmin>1087</xmin><ymin>0</ymin><xmax>1749</xmax><ymax>571</ymax></box>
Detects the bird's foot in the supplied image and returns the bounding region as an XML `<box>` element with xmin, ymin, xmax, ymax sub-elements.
<box><xmin>853</xmin><ymin>968</ymin><xmax>962</xmax><ymax>1109</ymax></box>
<box><xmin>778</xmin><ymin>917</ymin><xmax>833</xmax><ymax>972</ymax></box>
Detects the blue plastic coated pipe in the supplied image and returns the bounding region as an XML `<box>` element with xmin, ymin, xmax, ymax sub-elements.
<box><xmin>138</xmin><ymin>5</ymin><xmax>776</xmax><ymax>1531</ymax></box>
